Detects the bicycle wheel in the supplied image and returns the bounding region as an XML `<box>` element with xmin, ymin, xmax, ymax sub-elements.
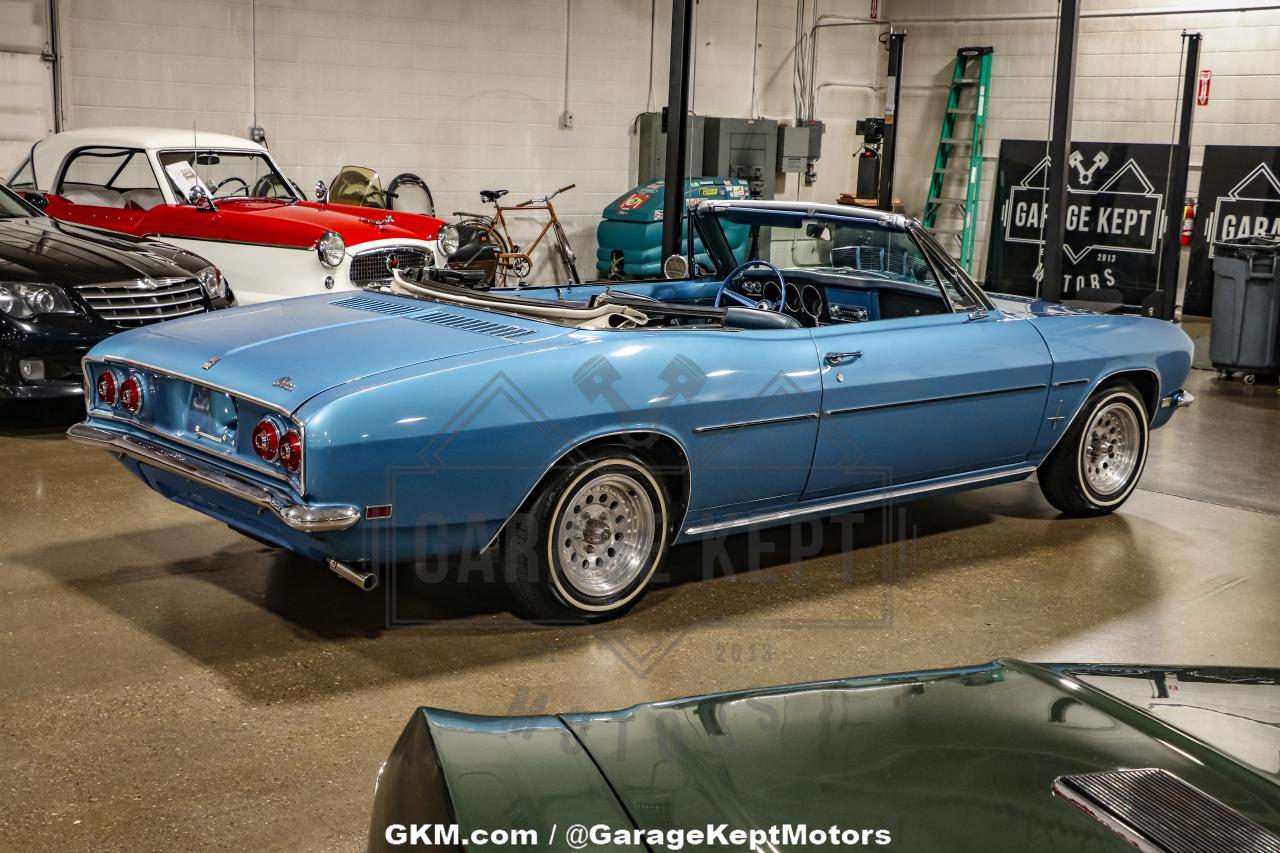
<box><xmin>386</xmin><ymin>173</ymin><xmax>435</xmax><ymax>216</ymax></box>
<box><xmin>448</xmin><ymin>219</ymin><xmax>508</xmax><ymax>287</ymax></box>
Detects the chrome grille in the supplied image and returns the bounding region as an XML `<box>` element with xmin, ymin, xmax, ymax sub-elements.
<box><xmin>349</xmin><ymin>247</ymin><xmax>430</xmax><ymax>287</ymax></box>
<box><xmin>77</xmin><ymin>277</ymin><xmax>208</xmax><ymax>327</ymax></box>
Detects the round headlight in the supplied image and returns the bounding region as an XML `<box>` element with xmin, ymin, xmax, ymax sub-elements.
<box><xmin>196</xmin><ymin>265</ymin><xmax>225</xmax><ymax>299</ymax></box>
<box><xmin>436</xmin><ymin>223</ymin><xmax>459</xmax><ymax>257</ymax></box>
<box><xmin>317</xmin><ymin>230</ymin><xmax>345</xmax><ymax>268</ymax></box>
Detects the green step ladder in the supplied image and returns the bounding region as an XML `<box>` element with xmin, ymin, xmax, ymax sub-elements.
<box><xmin>922</xmin><ymin>46</ymin><xmax>993</xmax><ymax>272</ymax></box>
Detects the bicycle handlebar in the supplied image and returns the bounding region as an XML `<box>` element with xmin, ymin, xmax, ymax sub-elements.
<box><xmin>514</xmin><ymin>184</ymin><xmax>578</xmax><ymax>208</ymax></box>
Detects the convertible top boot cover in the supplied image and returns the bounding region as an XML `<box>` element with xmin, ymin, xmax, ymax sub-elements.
<box><xmin>391</xmin><ymin>271</ymin><xmax>649</xmax><ymax>329</ymax></box>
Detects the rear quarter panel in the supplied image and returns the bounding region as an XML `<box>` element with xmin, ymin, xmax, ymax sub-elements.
<box><xmin>298</xmin><ymin>327</ymin><xmax>823</xmax><ymax>560</ymax></box>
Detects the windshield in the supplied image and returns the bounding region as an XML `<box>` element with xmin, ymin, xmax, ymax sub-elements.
<box><xmin>157</xmin><ymin>149</ymin><xmax>299</xmax><ymax>202</ymax></box>
<box><xmin>0</xmin><ymin>182</ymin><xmax>40</xmax><ymax>218</ymax></box>
<box><xmin>722</xmin><ymin>211</ymin><xmax>938</xmax><ymax>285</ymax></box>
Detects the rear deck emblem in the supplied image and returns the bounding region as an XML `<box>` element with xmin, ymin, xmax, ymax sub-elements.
<box><xmin>202</xmin><ymin>356</ymin><xmax>221</xmax><ymax>370</ymax></box>
<box><xmin>272</xmin><ymin>376</ymin><xmax>296</xmax><ymax>391</ymax></box>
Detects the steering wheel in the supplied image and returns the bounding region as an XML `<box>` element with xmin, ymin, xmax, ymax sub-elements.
<box><xmin>714</xmin><ymin>260</ymin><xmax>789</xmax><ymax>312</ymax></box>
<box><xmin>211</xmin><ymin>176</ymin><xmax>249</xmax><ymax>198</ymax></box>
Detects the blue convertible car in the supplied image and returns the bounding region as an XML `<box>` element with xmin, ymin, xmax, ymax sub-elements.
<box><xmin>68</xmin><ymin>200</ymin><xmax>1194</xmax><ymax>621</ymax></box>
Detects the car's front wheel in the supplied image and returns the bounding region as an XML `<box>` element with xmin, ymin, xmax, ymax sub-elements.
<box><xmin>501</xmin><ymin>447</ymin><xmax>670</xmax><ymax>623</ymax></box>
<box><xmin>1038</xmin><ymin>380</ymin><xmax>1150</xmax><ymax>515</ymax></box>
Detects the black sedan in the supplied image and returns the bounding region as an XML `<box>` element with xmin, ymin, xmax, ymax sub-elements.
<box><xmin>0</xmin><ymin>182</ymin><xmax>232</xmax><ymax>399</ymax></box>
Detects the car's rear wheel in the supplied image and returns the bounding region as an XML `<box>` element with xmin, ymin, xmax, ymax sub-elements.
<box><xmin>501</xmin><ymin>448</ymin><xmax>669</xmax><ymax>623</ymax></box>
<box><xmin>1038</xmin><ymin>380</ymin><xmax>1149</xmax><ymax>515</ymax></box>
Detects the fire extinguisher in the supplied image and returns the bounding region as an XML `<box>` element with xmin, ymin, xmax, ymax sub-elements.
<box><xmin>1181</xmin><ymin>198</ymin><xmax>1195</xmax><ymax>247</ymax></box>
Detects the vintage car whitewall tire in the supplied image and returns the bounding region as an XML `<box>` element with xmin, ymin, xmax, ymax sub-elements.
<box><xmin>1038</xmin><ymin>381</ymin><xmax>1150</xmax><ymax>516</ymax></box>
<box><xmin>502</xmin><ymin>449</ymin><xmax>670</xmax><ymax>622</ymax></box>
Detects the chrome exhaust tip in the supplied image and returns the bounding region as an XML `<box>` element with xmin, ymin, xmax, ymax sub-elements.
<box><xmin>327</xmin><ymin>558</ymin><xmax>378</xmax><ymax>591</ymax></box>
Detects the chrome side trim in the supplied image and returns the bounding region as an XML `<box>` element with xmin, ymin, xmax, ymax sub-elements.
<box><xmin>683</xmin><ymin>465</ymin><xmax>1036</xmax><ymax>537</ymax></box>
<box><xmin>146</xmin><ymin>233</ymin><xmax>312</xmax><ymax>251</ymax></box>
<box><xmin>1162</xmin><ymin>389</ymin><xmax>1194</xmax><ymax>408</ymax></box>
<box><xmin>825</xmin><ymin>384</ymin><xmax>1047</xmax><ymax>417</ymax></box>
<box><xmin>478</xmin><ymin>428</ymin><xmax>694</xmax><ymax>556</ymax></box>
<box><xmin>67</xmin><ymin>423</ymin><xmax>358</xmax><ymax>533</ymax></box>
<box><xmin>1052</xmin><ymin>378</ymin><xmax>1089</xmax><ymax>388</ymax></box>
<box><xmin>693</xmin><ymin>412</ymin><xmax>818</xmax><ymax>434</ymax></box>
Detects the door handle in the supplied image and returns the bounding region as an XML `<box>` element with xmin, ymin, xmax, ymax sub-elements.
<box><xmin>824</xmin><ymin>351</ymin><xmax>863</xmax><ymax>366</ymax></box>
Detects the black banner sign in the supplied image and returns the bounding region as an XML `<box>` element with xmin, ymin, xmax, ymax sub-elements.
<box><xmin>985</xmin><ymin>139</ymin><xmax>1174</xmax><ymax>307</ymax></box>
<box><xmin>1184</xmin><ymin>145</ymin><xmax>1280</xmax><ymax>317</ymax></box>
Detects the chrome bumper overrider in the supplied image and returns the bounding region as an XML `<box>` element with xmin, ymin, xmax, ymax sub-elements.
<box><xmin>66</xmin><ymin>423</ymin><xmax>360</xmax><ymax>533</ymax></box>
<box><xmin>1161</xmin><ymin>389</ymin><xmax>1195</xmax><ymax>408</ymax></box>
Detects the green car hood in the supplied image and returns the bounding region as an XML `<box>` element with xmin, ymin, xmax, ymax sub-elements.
<box><xmin>368</xmin><ymin>660</ymin><xmax>1280</xmax><ymax>852</ymax></box>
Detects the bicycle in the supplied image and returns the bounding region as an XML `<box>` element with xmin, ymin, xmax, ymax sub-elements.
<box><xmin>446</xmin><ymin>184</ymin><xmax>581</xmax><ymax>288</ymax></box>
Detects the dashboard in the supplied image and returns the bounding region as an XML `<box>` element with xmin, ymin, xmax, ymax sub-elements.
<box><xmin>732</xmin><ymin>269</ymin><xmax>949</xmax><ymax>328</ymax></box>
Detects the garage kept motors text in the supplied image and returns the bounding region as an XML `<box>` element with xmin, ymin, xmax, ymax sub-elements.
<box><xmin>1183</xmin><ymin>144</ymin><xmax>1280</xmax><ymax>316</ymax></box>
<box><xmin>984</xmin><ymin>139</ymin><xmax>1174</xmax><ymax>307</ymax></box>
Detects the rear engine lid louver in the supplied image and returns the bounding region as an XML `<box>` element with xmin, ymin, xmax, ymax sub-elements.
<box><xmin>410</xmin><ymin>311</ymin><xmax>535</xmax><ymax>340</ymax></box>
<box><xmin>329</xmin><ymin>296</ymin><xmax>535</xmax><ymax>340</ymax></box>
<box><xmin>328</xmin><ymin>294</ymin><xmax>423</xmax><ymax>316</ymax></box>
<box><xmin>1053</xmin><ymin>768</ymin><xmax>1280</xmax><ymax>853</ymax></box>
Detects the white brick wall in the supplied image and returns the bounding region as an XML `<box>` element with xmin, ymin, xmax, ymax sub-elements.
<box><xmin>884</xmin><ymin>0</ymin><xmax>1280</xmax><ymax>279</ymax></box>
<box><xmin>44</xmin><ymin>0</ymin><xmax>879</xmax><ymax>283</ymax></box>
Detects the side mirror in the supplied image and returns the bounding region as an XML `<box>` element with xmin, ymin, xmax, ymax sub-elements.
<box><xmin>662</xmin><ymin>254</ymin><xmax>691</xmax><ymax>280</ymax></box>
<box><xmin>24</xmin><ymin>191</ymin><xmax>49</xmax><ymax>210</ymax></box>
<box><xmin>314</xmin><ymin>180</ymin><xmax>328</xmax><ymax>203</ymax></box>
<box><xmin>187</xmin><ymin>185</ymin><xmax>216</xmax><ymax>212</ymax></box>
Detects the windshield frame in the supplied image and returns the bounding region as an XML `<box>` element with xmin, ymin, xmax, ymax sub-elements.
<box><xmin>693</xmin><ymin>202</ymin><xmax>992</xmax><ymax>312</ymax></box>
<box><xmin>156</xmin><ymin>148</ymin><xmax>301</xmax><ymax>203</ymax></box>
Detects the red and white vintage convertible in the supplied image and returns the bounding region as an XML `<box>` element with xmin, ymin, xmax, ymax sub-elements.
<box><xmin>9</xmin><ymin>128</ymin><xmax>445</xmax><ymax>305</ymax></box>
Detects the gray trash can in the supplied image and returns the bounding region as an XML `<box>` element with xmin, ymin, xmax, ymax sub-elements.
<box><xmin>1209</xmin><ymin>236</ymin><xmax>1280</xmax><ymax>383</ymax></box>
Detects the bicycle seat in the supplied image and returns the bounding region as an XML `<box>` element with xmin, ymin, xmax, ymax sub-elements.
<box><xmin>479</xmin><ymin>189</ymin><xmax>509</xmax><ymax>203</ymax></box>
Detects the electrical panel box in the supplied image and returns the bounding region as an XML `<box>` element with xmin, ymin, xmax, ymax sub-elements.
<box><xmin>802</xmin><ymin>119</ymin><xmax>825</xmax><ymax>161</ymax></box>
<box><xmin>636</xmin><ymin>111</ymin><xmax>705</xmax><ymax>185</ymax></box>
<box><xmin>702</xmin><ymin>117</ymin><xmax>778</xmax><ymax>198</ymax></box>
<box><xmin>777</xmin><ymin>125</ymin><xmax>811</xmax><ymax>173</ymax></box>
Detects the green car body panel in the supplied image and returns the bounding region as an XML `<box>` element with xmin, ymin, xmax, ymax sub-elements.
<box><xmin>368</xmin><ymin>659</ymin><xmax>1280</xmax><ymax>851</ymax></box>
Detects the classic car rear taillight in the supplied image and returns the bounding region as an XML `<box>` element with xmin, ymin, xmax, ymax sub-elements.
<box><xmin>96</xmin><ymin>370</ymin><xmax>118</xmax><ymax>406</ymax></box>
<box><xmin>252</xmin><ymin>418</ymin><xmax>281</xmax><ymax>462</ymax></box>
<box><xmin>278</xmin><ymin>429</ymin><xmax>302</xmax><ymax>473</ymax></box>
<box><xmin>119</xmin><ymin>375</ymin><xmax>144</xmax><ymax>415</ymax></box>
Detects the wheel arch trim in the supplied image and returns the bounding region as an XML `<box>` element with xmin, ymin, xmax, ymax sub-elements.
<box><xmin>1039</xmin><ymin>366</ymin><xmax>1161</xmax><ymax>465</ymax></box>
<box><xmin>478</xmin><ymin>427</ymin><xmax>693</xmax><ymax>555</ymax></box>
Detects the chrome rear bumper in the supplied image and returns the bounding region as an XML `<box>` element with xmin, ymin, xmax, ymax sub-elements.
<box><xmin>67</xmin><ymin>423</ymin><xmax>360</xmax><ymax>533</ymax></box>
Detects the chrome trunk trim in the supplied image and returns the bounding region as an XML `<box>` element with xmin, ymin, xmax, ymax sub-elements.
<box><xmin>67</xmin><ymin>423</ymin><xmax>358</xmax><ymax>532</ymax></box>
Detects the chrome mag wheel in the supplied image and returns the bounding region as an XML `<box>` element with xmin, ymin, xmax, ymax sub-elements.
<box><xmin>1081</xmin><ymin>401</ymin><xmax>1141</xmax><ymax>495</ymax></box>
<box><xmin>555</xmin><ymin>471</ymin><xmax>656</xmax><ymax>599</ymax></box>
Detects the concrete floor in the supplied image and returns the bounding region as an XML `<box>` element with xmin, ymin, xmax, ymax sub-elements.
<box><xmin>2</xmin><ymin>357</ymin><xmax>1278</xmax><ymax>852</ymax></box>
